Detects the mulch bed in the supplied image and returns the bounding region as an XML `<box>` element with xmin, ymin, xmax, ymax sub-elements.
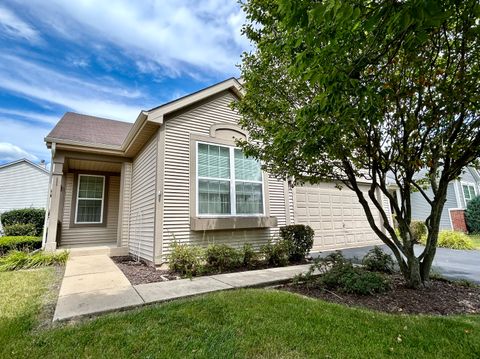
<box><xmin>112</xmin><ymin>256</ymin><xmax>179</xmax><ymax>285</ymax></box>
<box><xmin>283</xmin><ymin>274</ymin><xmax>480</xmax><ymax>315</ymax></box>
<box><xmin>113</xmin><ymin>255</ymin><xmax>310</xmax><ymax>286</ymax></box>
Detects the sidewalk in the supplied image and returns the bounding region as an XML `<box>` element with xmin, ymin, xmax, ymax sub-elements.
<box><xmin>53</xmin><ymin>255</ymin><xmax>311</xmax><ymax>321</ymax></box>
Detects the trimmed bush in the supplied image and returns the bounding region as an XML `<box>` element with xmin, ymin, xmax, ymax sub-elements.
<box><xmin>420</xmin><ymin>230</ymin><xmax>474</xmax><ymax>250</ymax></box>
<box><xmin>1</xmin><ymin>208</ymin><xmax>45</xmax><ymax>236</ymax></box>
<box><xmin>338</xmin><ymin>268</ymin><xmax>391</xmax><ymax>295</ymax></box>
<box><xmin>261</xmin><ymin>240</ymin><xmax>290</xmax><ymax>267</ymax></box>
<box><xmin>0</xmin><ymin>236</ymin><xmax>42</xmax><ymax>255</ymax></box>
<box><xmin>362</xmin><ymin>246</ymin><xmax>395</xmax><ymax>273</ymax></box>
<box><xmin>205</xmin><ymin>244</ymin><xmax>242</xmax><ymax>273</ymax></box>
<box><xmin>3</xmin><ymin>223</ymin><xmax>37</xmax><ymax>237</ymax></box>
<box><xmin>0</xmin><ymin>250</ymin><xmax>68</xmax><ymax>272</ymax></box>
<box><xmin>466</xmin><ymin>196</ymin><xmax>480</xmax><ymax>233</ymax></box>
<box><xmin>168</xmin><ymin>243</ymin><xmax>204</xmax><ymax>277</ymax></box>
<box><xmin>395</xmin><ymin>221</ymin><xmax>427</xmax><ymax>243</ymax></box>
<box><xmin>241</xmin><ymin>243</ymin><xmax>260</xmax><ymax>268</ymax></box>
<box><xmin>280</xmin><ymin>224</ymin><xmax>314</xmax><ymax>262</ymax></box>
<box><xmin>298</xmin><ymin>251</ymin><xmax>391</xmax><ymax>295</ymax></box>
<box><xmin>410</xmin><ymin>220</ymin><xmax>427</xmax><ymax>243</ymax></box>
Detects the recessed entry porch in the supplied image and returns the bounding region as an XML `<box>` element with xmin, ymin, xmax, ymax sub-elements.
<box><xmin>56</xmin><ymin>156</ymin><xmax>127</xmax><ymax>253</ymax></box>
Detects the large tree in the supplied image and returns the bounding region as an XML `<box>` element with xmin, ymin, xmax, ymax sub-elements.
<box><xmin>236</xmin><ymin>0</ymin><xmax>480</xmax><ymax>288</ymax></box>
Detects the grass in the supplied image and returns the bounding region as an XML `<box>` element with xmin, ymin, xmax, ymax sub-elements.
<box><xmin>469</xmin><ymin>234</ymin><xmax>480</xmax><ymax>250</ymax></box>
<box><xmin>0</xmin><ymin>250</ymin><xmax>68</xmax><ymax>272</ymax></box>
<box><xmin>1</xmin><ymin>269</ymin><xmax>480</xmax><ymax>358</ymax></box>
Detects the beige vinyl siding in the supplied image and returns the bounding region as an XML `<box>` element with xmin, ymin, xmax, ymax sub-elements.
<box><xmin>60</xmin><ymin>174</ymin><xmax>119</xmax><ymax>246</ymax></box>
<box><xmin>269</xmin><ymin>177</ymin><xmax>287</xmax><ymax>227</ymax></box>
<box><xmin>118</xmin><ymin>162</ymin><xmax>132</xmax><ymax>246</ymax></box>
<box><xmin>162</xmin><ymin>91</ymin><xmax>288</xmax><ymax>260</ymax></box>
<box><xmin>0</xmin><ymin>162</ymin><xmax>49</xmax><ymax>212</ymax></box>
<box><xmin>129</xmin><ymin>134</ymin><xmax>157</xmax><ymax>262</ymax></box>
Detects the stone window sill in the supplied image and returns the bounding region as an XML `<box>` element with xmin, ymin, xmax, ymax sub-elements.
<box><xmin>190</xmin><ymin>216</ymin><xmax>277</xmax><ymax>231</ymax></box>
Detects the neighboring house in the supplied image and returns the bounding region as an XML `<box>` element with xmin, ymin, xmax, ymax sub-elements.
<box><xmin>43</xmin><ymin>78</ymin><xmax>389</xmax><ymax>264</ymax></box>
<box><xmin>410</xmin><ymin>166</ymin><xmax>480</xmax><ymax>230</ymax></box>
<box><xmin>0</xmin><ymin>159</ymin><xmax>49</xmax><ymax>232</ymax></box>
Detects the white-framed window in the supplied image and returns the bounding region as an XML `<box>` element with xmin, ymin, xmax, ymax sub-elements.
<box><xmin>75</xmin><ymin>174</ymin><xmax>105</xmax><ymax>224</ymax></box>
<box><xmin>462</xmin><ymin>182</ymin><xmax>477</xmax><ymax>206</ymax></box>
<box><xmin>196</xmin><ymin>142</ymin><xmax>264</xmax><ymax>217</ymax></box>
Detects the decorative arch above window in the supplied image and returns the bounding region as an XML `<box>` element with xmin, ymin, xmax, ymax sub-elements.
<box><xmin>209</xmin><ymin>123</ymin><xmax>248</xmax><ymax>142</ymax></box>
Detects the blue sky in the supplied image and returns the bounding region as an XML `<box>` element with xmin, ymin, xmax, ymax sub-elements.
<box><xmin>0</xmin><ymin>0</ymin><xmax>249</xmax><ymax>164</ymax></box>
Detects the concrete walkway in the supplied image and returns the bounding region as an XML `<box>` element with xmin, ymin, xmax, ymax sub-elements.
<box><xmin>54</xmin><ymin>255</ymin><xmax>311</xmax><ymax>321</ymax></box>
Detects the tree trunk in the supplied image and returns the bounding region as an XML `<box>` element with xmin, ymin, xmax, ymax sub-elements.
<box><xmin>405</xmin><ymin>254</ymin><xmax>422</xmax><ymax>288</ymax></box>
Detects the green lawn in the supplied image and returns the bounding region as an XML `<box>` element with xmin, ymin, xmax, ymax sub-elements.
<box><xmin>469</xmin><ymin>234</ymin><xmax>480</xmax><ymax>249</ymax></box>
<box><xmin>1</xmin><ymin>269</ymin><xmax>479</xmax><ymax>358</ymax></box>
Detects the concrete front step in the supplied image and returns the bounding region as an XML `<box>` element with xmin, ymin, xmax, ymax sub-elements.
<box><xmin>58</xmin><ymin>245</ymin><xmax>129</xmax><ymax>257</ymax></box>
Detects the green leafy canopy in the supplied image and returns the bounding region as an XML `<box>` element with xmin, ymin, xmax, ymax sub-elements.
<box><xmin>236</xmin><ymin>0</ymin><xmax>480</xmax><ymax>287</ymax></box>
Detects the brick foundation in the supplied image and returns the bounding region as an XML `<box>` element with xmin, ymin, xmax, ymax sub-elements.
<box><xmin>449</xmin><ymin>209</ymin><xmax>468</xmax><ymax>233</ymax></box>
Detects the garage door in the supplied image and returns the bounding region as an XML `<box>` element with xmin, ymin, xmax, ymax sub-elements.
<box><xmin>294</xmin><ymin>183</ymin><xmax>382</xmax><ymax>251</ymax></box>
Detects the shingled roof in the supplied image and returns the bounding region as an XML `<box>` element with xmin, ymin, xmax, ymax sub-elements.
<box><xmin>46</xmin><ymin>112</ymin><xmax>133</xmax><ymax>147</ymax></box>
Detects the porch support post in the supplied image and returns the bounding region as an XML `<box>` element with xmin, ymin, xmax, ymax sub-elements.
<box><xmin>44</xmin><ymin>154</ymin><xmax>65</xmax><ymax>251</ymax></box>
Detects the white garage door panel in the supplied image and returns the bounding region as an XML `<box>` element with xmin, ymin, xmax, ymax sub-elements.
<box><xmin>295</xmin><ymin>183</ymin><xmax>382</xmax><ymax>250</ymax></box>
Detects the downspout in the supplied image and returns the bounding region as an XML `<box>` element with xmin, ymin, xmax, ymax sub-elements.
<box><xmin>42</xmin><ymin>142</ymin><xmax>55</xmax><ymax>248</ymax></box>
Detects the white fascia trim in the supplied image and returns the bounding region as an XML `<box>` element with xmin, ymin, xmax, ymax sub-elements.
<box><xmin>453</xmin><ymin>179</ymin><xmax>463</xmax><ymax>208</ymax></box>
<box><xmin>147</xmin><ymin>78</ymin><xmax>243</xmax><ymax>124</ymax></box>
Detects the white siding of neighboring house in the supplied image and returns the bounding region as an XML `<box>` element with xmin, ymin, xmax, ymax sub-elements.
<box><xmin>0</xmin><ymin>161</ymin><xmax>49</xmax><ymax>233</ymax></box>
<box><xmin>161</xmin><ymin>91</ymin><xmax>289</xmax><ymax>260</ymax></box>
<box><xmin>129</xmin><ymin>133</ymin><xmax>158</xmax><ymax>262</ymax></box>
<box><xmin>411</xmin><ymin>182</ymin><xmax>458</xmax><ymax>230</ymax></box>
<box><xmin>0</xmin><ymin>162</ymin><xmax>49</xmax><ymax>213</ymax></box>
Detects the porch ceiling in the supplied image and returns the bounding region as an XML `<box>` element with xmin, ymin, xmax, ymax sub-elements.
<box><xmin>68</xmin><ymin>159</ymin><xmax>122</xmax><ymax>172</ymax></box>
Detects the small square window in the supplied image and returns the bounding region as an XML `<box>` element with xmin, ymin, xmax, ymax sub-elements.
<box><xmin>76</xmin><ymin>175</ymin><xmax>105</xmax><ymax>223</ymax></box>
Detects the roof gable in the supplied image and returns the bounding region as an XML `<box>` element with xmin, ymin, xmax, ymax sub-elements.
<box><xmin>44</xmin><ymin>78</ymin><xmax>243</xmax><ymax>157</ymax></box>
<box><xmin>0</xmin><ymin>159</ymin><xmax>49</xmax><ymax>174</ymax></box>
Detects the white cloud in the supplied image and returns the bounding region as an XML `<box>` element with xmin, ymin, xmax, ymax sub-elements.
<box><xmin>0</xmin><ymin>54</ymin><xmax>144</xmax><ymax>122</ymax></box>
<box><xmin>0</xmin><ymin>108</ymin><xmax>59</xmax><ymax>125</ymax></box>
<box><xmin>0</xmin><ymin>142</ymin><xmax>39</xmax><ymax>162</ymax></box>
<box><xmin>0</xmin><ymin>5</ymin><xmax>40</xmax><ymax>42</ymax></box>
<box><xmin>0</xmin><ymin>117</ymin><xmax>50</xmax><ymax>162</ymax></box>
<box><xmin>14</xmin><ymin>0</ymin><xmax>248</xmax><ymax>75</ymax></box>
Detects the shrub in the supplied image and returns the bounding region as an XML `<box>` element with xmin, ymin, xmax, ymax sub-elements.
<box><xmin>280</xmin><ymin>224</ymin><xmax>314</xmax><ymax>262</ymax></box>
<box><xmin>205</xmin><ymin>244</ymin><xmax>242</xmax><ymax>273</ymax></box>
<box><xmin>3</xmin><ymin>223</ymin><xmax>37</xmax><ymax>237</ymax></box>
<box><xmin>0</xmin><ymin>250</ymin><xmax>68</xmax><ymax>272</ymax></box>
<box><xmin>410</xmin><ymin>220</ymin><xmax>427</xmax><ymax>243</ymax></box>
<box><xmin>1</xmin><ymin>208</ymin><xmax>45</xmax><ymax>236</ymax></box>
<box><xmin>394</xmin><ymin>221</ymin><xmax>427</xmax><ymax>243</ymax></box>
<box><xmin>466</xmin><ymin>196</ymin><xmax>480</xmax><ymax>233</ymax></box>
<box><xmin>0</xmin><ymin>236</ymin><xmax>42</xmax><ymax>255</ymax></box>
<box><xmin>338</xmin><ymin>268</ymin><xmax>391</xmax><ymax>295</ymax></box>
<box><xmin>261</xmin><ymin>240</ymin><xmax>290</xmax><ymax>267</ymax></box>
<box><xmin>362</xmin><ymin>246</ymin><xmax>395</xmax><ymax>273</ymax></box>
<box><xmin>298</xmin><ymin>251</ymin><xmax>391</xmax><ymax>295</ymax></box>
<box><xmin>168</xmin><ymin>243</ymin><xmax>204</xmax><ymax>277</ymax></box>
<box><xmin>241</xmin><ymin>243</ymin><xmax>260</xmax><ymax>268</ymax></box>
<box><xmin>420</xmin><ymin>230</ymin><xmax>473</xmax><ymax>250</ymax></box>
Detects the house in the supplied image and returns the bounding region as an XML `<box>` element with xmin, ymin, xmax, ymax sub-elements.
<box><xmin>0</xmin><ymin>159</ymin><xmax>50</xmax><ymax>233</ymax></box>
<box><xmin>43</xmin><ymin>78</ymin><xmax>389</xmax><ymax>265</ymax></box>
<box><xmin>411</xmin><ymin>166</ymin><xmax>480</xmax><ymax>231</ymax></box>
